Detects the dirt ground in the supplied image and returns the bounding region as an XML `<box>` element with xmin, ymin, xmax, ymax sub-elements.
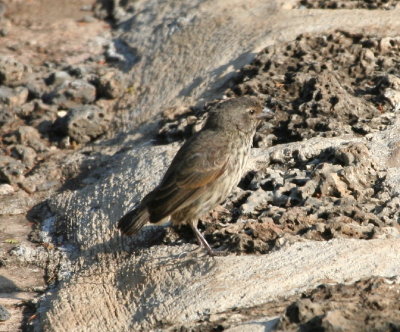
<box><xmin>1</xmin><ymin>0</ymin><xmax>400</xmax><ymax>331</ymax></box>
<box><xmin>0</xmin><ymin>0</ymin><xmax>114</xmax><ymax>330</ymax></box>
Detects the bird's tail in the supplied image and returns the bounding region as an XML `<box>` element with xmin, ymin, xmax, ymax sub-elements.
<box><xmin>117</xmin><ymin>206</ymin><xmax>149</xmax><ymax>235</ymax></box>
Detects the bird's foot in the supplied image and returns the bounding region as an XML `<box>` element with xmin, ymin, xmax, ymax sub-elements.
<box><xmin>189</xmin><ymin>222</ymin><xmax>229</xmax><ymax>257</ymax></box>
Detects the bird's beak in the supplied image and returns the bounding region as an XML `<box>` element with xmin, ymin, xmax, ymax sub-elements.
<box><xmin>257</xmin><ymin>107</ymin><xmax>274</xmax><ymax>120</ymax></box>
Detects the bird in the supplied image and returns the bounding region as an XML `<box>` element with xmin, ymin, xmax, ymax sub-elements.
<box><xmin>118</xmin><ymin>96</ymin><xmax>274</xmax><ymax>255</ymax></box>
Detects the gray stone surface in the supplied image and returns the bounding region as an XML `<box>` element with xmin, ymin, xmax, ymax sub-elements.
<box><xmin>40</xmin><ymin>239</ymin><xmax>400</xmax><ymax>331</ymax></box>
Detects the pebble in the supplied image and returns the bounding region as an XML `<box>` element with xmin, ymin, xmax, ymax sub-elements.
<box><xmin>17</xmin><ymin>101</ymin><xmax>35</xmax><ymax>117</ymax></box>
<box><xmin>0</xmin><ymin>106</ymin><xmax>15</xmax><ymax>126</ymax></box>
<box><xmin>11</xmin><ymin>145</ymin><xmax>37</xmax><ymax>168</ymax></box>
<box><xmin>0</xmin><ymin>86</ymin><xmax>29</xmax><ymax>107</ymax></box>
<box><xmin>0</xmin><ymin>155</ymin><xmax>26</xmax><ymax>184</ymax></box>
<box><xmin>26</xmin><ymin>77</ymin><xmax>48</xmax><ymax>99</ymax></box>
<box><xmin>0</xmin><ymin>183</ymin><xmax>14</xmax><ymax>195</ymax></box>
<box><xmin>0</xmin><ymin>55</ymin><xmax>30</xmax><ymax>86</ymax></box>
<box><xmin>95</xmin><ymin>69</ymin><xmax>125</xmax><ymax>99</ymax></box>
<box><xmin>46</xmin><ymin>71</ymin><xmax>71</xmax><ymax>86</ymax></box>
<box><xmin>54</xmin><ymin>105</ymin><xmax>112</xmax><ymax>143</ymax></box>
<box><xmin>16</xmin><ymin>126</ymin><xmax>48</xmax><ymax>153</ymax></box>
<box><xmin>57</xmin><ymin>110</ymin><xmax>68</xmax><ymax>118</ymax></box>
<box><xmin>45</xmin><ymin>79</ymin><xmax>96</xmax><ymax>108</ymax></box>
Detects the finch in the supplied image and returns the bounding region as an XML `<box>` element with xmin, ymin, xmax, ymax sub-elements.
<box><xmin>118</xmin><ymin>96</ymin><xmax>274</xmax><ymax>255</ymax></box>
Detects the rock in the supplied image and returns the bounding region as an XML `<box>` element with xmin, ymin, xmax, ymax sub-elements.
<box><xmin>379</xmin><ymin>37</ymin><xmax>400</xmax><ymax>53</ymax></box>
<box><xmin>0</xmin><ymin>56</ymin><xmax>30</xmax><ymax>86</ymax></box>
<box><xmin>285</xmin><ymin>299</ymin><xmax>324</xmax><ymax>325</ymax></box>
<box><xmin>15</xmin><ymin>101</ymin><xmax>35</xmax><ymax>117</ymax></box>
<box><xmin>11</xmin><ymin>145</ymin><xmax>37</xmax><ymax>168</ymax></box>
<box><xmin>53</xmin><ymin>105</ymin><xmax>112</xmax><ymax>143</ymax></box>
<box><xmin>0</xmin><ymin>183</ymin><xmax>14</xmax><ymax>195</ymax></box>
<box><xmin>0</xmin><ymin>190</ymin><xmax>35</xmax><ymax>214</ymax></box>
<box><xmin>36</xmin><ymin>180</ymin><xmax>60</xmax><ymax>192</ymax></box>
<box><xmin>0</xmin><ymin>304</ymin><xmax>11</xmax><ymax>321</ymax></box>
<box><xmin>0</xmin><ymin>86</ymin><xmax>29</xmax><ymax>107</ymax></box>
<box><xmin>45</xmin><ymin>79</ymin><xmax>96</xmax><ymax>108</ymax></box>
<box><xmin>26</xmin><ymin>77</ymin><xmax>48</xmax><ymax>99</ymax></box>
<box><xmin>0</xmin><ymin>156</ymin><xmax>25</xmax><ymax>184</ymax></box>
<box><xmin>65</xmin><ymin>65</ymin><xmax>88</xmax><ymax>79</ymax></box>
<box><xmin>0</xmin><ymin>18</ymin><xmax>11</xmax><ymax>37</ymax></box>
<box><xmin>276</xmin><ymin>277</ymin><xmax>400</xmax><ymax>332</ymax></box>
<box><xmin>94</xmin><ymin>69</ymin><xmax>125</xmax><ymax>99</ymax></box>
<box><xmin>384</xmin><ymin>88</ymin><xmax>400</xmax><ymax>111</ymax></box>
<box><xmin>379</xmin><ymin>74</ymin><xmax>400</xmax><ymax>111</ymax></box>
<box><xmin>46</xmin><ymin>71</ymin><xmax>72</xmax><ymax>86</ymax></box>
<box><xmin>241</xmin><ymin>188</ymin><xmax>272</xmax><ymax>215</ymax></box>
<box><xmin>321</xmin><ymin>310</ymin><xmax>351</xmax><ymax>331</ymax></box>
<box><xmin>15</xmin><ymin>126</ymin><xmax>48</xmax><ymax>153</ymax></box>
<box><xmin>38</xmin><ymin>240</ymin><xmax>400</xmax><ymax>331</ymax></box>
<box><xmin>0</xmin><ymin>106</ymin><xmax>15</xmax><ymax>126</ymax></box>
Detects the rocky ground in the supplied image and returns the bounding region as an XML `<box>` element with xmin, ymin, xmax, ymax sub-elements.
<box><xmin>1</xmin><ymin>0</ymin><xmax>400</xmax><ymax>331</ymax></box>
<box><xmin>159</xmin><ymin>30</ymin><xmax>400</xmax><ymax>254</ymax></box>
<box><xmin>0</xmin><ymin>0</ymin><xmax>128</xmax><ymax>330</ymax></box>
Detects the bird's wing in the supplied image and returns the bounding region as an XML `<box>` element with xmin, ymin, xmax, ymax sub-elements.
<box><xmin>146</xmin><ymin>131</ymin><xmax>230</xmax><ymax>222</ymax></box>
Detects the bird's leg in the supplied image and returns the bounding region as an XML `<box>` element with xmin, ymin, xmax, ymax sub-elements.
<box><xmin>189</xmin><ymin>221</ymin><xmax>227</xmax><ymax>256</ymax></box>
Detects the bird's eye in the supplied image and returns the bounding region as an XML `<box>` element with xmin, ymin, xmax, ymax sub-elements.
<box><xmin>248</xmin><ymin>109</ymin><xmax>256</xmax><ymax>115</ymax></box>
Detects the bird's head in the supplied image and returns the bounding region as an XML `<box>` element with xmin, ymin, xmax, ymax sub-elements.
<box><xmin>206</xmin><ymin>96</ymin><xmax>274</xmax><ymax>134</ymax></box>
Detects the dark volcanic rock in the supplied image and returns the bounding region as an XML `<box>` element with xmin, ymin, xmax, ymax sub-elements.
<box><xmin>193</xmin><ymin>140</ymin><xmax>397</xmax><ymax>254</ymax></box>
<box><xmin>53</xmin><ymin>105</ymin><xmax>112</xmax><ymax>143</ymax></box>
<box><xmin>276</xmin><ymin>277</ymin><xmax>400</xmax><ymax>332</ymax></box>
<box><xmin>45</xmin><ymin>79</ymin><xmax>96</xmax><ymax>108</ymax></box>
<box><xmin>159</xmin><ymin>32</ymin><xmax>400</xmax><ymax>146</ymax></box>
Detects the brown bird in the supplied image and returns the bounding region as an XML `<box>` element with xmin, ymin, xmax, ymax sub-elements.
<box><xmin>118</xmin><ymin>96</ymin><xmax>274</xmax><ymax>255</ymax></box>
